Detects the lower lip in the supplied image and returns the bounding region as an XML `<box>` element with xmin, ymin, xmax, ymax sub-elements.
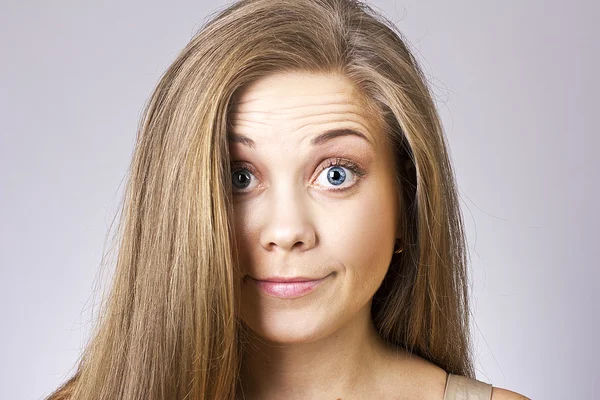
<box><xmin>250</xmin><ymin>276</ymin><xmax>329</xmax><ymax>299</ymax></box>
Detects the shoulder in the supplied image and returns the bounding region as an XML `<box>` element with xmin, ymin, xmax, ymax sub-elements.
<box><xmin>491</xmin><ymin>387</ymin><xmax>531</xmax><ymax>400</ymax></box>
<box><xmin>447</xmin><ymin>374</ymin><xmax>530</xmax><ymax>400</ymax></box>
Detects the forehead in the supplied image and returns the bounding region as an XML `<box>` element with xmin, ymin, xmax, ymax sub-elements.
<box><xmin>232</xmin><ymin>72</ymin><xmax>360</xmax><ymax>103</ymax></box>
<box><xmin>228</xmin><ymin>72</ymin><xmax>382</xmax><ymax>135</ymax></box>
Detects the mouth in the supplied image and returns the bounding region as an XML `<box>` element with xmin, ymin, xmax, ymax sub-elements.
<box><xmin>248</xmin><ymin>275</ymin><xmax>325</xmax><ymax>283</ymax></box>
<box><xmin>246</xmin><ymin>274</ymin><xmax>331</xmax><ymax>299</ymax></box>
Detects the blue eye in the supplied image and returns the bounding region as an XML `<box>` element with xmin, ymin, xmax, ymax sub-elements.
<box><xmin>326</xmin><ymin>166</ymin><xmax>346</xmax><ymax>186</ymax></box>
<box><xmin>314</xmin><ymin>160</ymin><xmax>364</xmax><ymax>192</ymax></box>
<box><xmin>230</xmin><ymin>158</ymin><xmax>365</xmax><ymax>194</ymax></box>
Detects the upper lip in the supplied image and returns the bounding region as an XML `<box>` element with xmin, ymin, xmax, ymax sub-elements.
<box><xmin>249</xmin><ymin>275</ymin><xmax>327</xmax><ymax>283</ymax></box>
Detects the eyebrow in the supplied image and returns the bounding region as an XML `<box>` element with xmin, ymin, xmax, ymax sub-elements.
<box><xmin>227</xmin><ymin>128</ymin><xmax>373</xmax><ymax>149</ymax></box>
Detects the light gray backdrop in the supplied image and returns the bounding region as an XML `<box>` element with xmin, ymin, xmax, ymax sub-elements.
<box><xmin>1</xmin><ymin>1</ymin><xmax>597</xmax><ymax>399</ymax></box>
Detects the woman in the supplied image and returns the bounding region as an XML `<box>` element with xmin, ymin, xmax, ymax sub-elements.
<box><xmin>47</xmin><ymin>0</ymin><xmax>529</xmax><ymax>399</ymax></box>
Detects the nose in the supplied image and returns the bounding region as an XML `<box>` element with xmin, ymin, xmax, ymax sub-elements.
<box><xmin>259</xmin><ymin>185</ymin><xmax>317</xmax><ymax>253</ymax></box>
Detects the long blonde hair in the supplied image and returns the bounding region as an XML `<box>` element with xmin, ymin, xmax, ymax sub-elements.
<box><xmin>47</xmin><ymin>0</ymin><xmax>474</xmax><ymax>398</ymax></box>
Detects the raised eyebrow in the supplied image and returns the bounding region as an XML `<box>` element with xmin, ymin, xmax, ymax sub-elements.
<box><xmin>309</xmin><ymin>128</ymin><xmax>372</xmax><ymax>147</ymax></box>
<box><xmin>227</xmin><ymin>132</ymin><xmax>256</xmax><ymax>148</ymax></box>
<box><xmin>227</xmin><ymin>128</ymin><xmax>373</xmax><ymax>149</ymax></box>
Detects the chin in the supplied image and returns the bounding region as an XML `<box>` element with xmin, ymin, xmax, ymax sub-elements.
<box><xmin>241</xmin><ymin>308</ymin><xmax>336</xmax><ymax>344</ymax></box>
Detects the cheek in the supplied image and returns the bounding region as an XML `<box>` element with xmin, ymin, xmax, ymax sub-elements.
<box><xmin>232</xmin><ymin>202</ymin><xmax>255</xmax><ymax>272</ymax></box>
<box><xmin>332</xmin><ymin>182</ymin><xmax>397</xmax><ymax>290</ymax></box>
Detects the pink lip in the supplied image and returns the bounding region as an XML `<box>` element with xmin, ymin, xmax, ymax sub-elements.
<box><xmin>249</xmin><ymin>275</ymin><xmax>329</xmax><ymax>298</ymax></box>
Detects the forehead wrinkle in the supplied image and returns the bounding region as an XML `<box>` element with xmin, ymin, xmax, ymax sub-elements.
<box><xmin>231</xmin><ymin>86</ymin><xmax>361</xmax><ymax>111</ymax></box>
<box><xmin>284</xmin><ymin>102</ymin><xmax>374</xmax><ymax>127</ymax></box>
<box><xmin>229</xmin><ymin>115</ymin><xmax>376</xmax><ymax>147</ymax></box>
<box><xmin>229</xmin><ymin>114</ymin><xmax>378</xmax><ymax>150</ymax></box>
<box><xmin>231</xmin><ymin>93</ymin><xmax>362</xmax><ymax>113</ymax></box>
<box><xmin>228</xmin><ymin>78</ymin><xmax>383</xmax><ymax>148</ymax></box>
<box><xmin>275</xmin><ymin>101</ymin><xmax>369</xmax><ymax>118</ymax></box>
<box><xmin>228</xmin><ymin>112</ymin><xmax>275</xmax><ymax>129</ymax></box>
<box><xmin>267</xmin><ymin>94</ymin><xmax>361</xmax><ymax>112</ymax></box>
<box><xmin>228</xmin><ymin>121</ymin><xmax>274</xmax><ymax>137</ymax></box>
<box><xmin>295</xmin><ymin>119</ymin><xmax>376</xmax><ymax>148</ymax></box>
<box><xmin>231</xmin><ymin>97</ymin><xmax>373</xmax><ymax>126</ymax></box>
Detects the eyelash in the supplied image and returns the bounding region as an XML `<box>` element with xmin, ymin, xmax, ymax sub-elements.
<box><xmin>230</xmin><ymin>157</ymin><xmax>366</xmax><ymax>194</ymax></box>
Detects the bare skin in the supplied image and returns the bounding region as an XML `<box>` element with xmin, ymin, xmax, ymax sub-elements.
<box><xmin>237</xmin><ymin>300</ymin><xmax>449</xmax><ymax>399</ymax></box>
<box><xmin>227</xmin><ymin>71</ymin><xmax>527</xmax><ymax>400</ymax></box>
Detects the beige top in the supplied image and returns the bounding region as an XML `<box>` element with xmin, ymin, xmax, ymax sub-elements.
<box><xmin>442</xmin><ymin>373</ymin><xmax>493</xmax><ymax>400</ymax></box>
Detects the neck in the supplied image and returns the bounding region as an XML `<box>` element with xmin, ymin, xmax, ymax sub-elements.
<box><xmin>237</xmin><ymin>301</ymin><xmax>395</xmax><ymax>399</ymax></box>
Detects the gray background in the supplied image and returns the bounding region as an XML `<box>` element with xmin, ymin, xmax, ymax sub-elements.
<box><xmin>1</xmin><ymin>1</ymin><xmax>597</xmax><ymax>399</ymax></box>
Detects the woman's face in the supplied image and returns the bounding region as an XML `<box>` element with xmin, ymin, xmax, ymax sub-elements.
<box><xmin>228</xmin><ymin>71</ymin><xmax>400</xmax><ymax>344</ymax></box>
